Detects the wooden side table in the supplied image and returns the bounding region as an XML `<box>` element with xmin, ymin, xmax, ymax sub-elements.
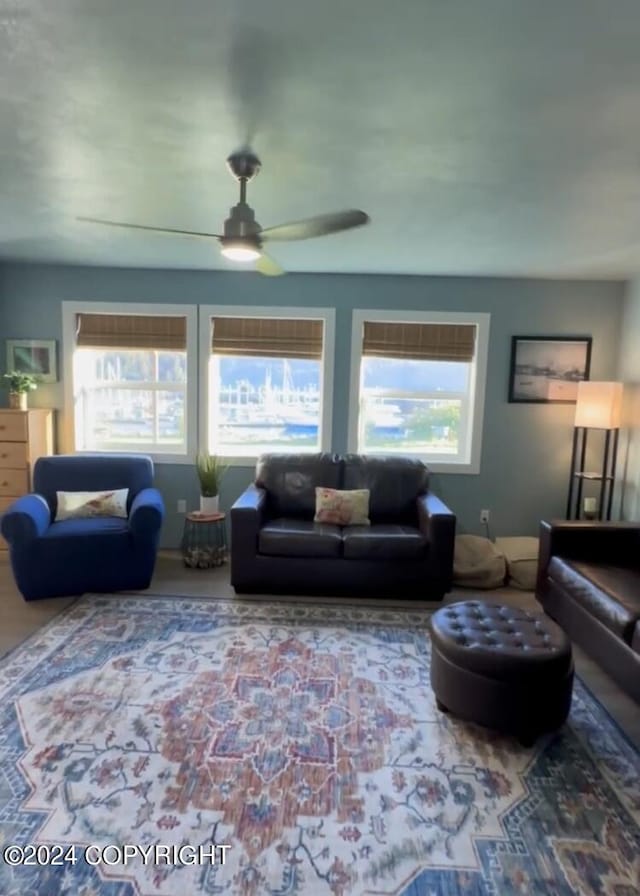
<box><xmin>181</xmin><ymin>511</ymin><xmax>227</xmax><ymax>568</ymax></box>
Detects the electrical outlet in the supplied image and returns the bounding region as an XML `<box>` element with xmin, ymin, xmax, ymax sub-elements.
<box><xmin>480</xmin><ymin>509</ymin><xmax>490</xmax><ymax>524</ymax></box>
<box><xmin>177</xmin><ymin>499</ymin><xmax>187</xmax><ymax>513</ymax></box>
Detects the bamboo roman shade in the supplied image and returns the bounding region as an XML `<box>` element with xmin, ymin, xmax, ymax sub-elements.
<box><xmin>211</xmin><ymin>317</ymin><xmax>323</xmax><ymax>360</ymax></box>
<box><xmin>75</xmin><ymin>313</ymin><xmax>187</xmax><ymax>350</ymax></box>
<box><xmin>362</xmin><ymin>321</ymin><xmax>476</xmax><ymax>362</ymax></box>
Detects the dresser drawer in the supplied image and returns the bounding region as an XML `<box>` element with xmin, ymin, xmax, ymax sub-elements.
<box><xmin>0</xmin><ymin>412</ymin><xmax>28</xmax><ymax>442</ymax></box>
<box><xmin>0</xmin><ymin>493</ymin><xmax>18</xmax><ymax>551</ymax></box>
<box><xmin>0</xmin><ymin>495</ymin><xmax>16</xmax><ymax>513</ymax></box>
<box><xmin>0</xmin><ymin>442</ymin><xmax>28</xmax><ymax>469</ymax></box>
<box><xmin>0</xmin><ymin>496</ymin><xmax>13</xmax><ymax>551</ymax></box>
<box><xmin>0</xmin><ymin>469</ymin><xmax>28</xmax><ymax>495</ymax></box>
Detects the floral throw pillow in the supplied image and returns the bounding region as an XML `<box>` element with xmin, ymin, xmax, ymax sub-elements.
<box><xmin>314</xmin><ymin>487</ymin><xmax>370</xmax><ymax>526</ymax></box>
<box><xmin>55</xmin><ymin>488</ymin><xmax>129</xmax><ymax>521</ymax></box>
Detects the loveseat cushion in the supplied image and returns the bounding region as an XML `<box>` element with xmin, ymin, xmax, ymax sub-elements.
<box><xmin>548</xmin><ymin>557</ymin><xmax>640</xmax><ymax>644</ymax></box>
<box><xmin>342</xmin><ymin>455</ymin><xmax>428</xmax><ymax>519</ymax></box>
<box><xmin>256</xmin><ymin>453</ymin><xmax>341</xmax><ymax>517</ymax></box>
<box><xmin>342</xmin><ymin>524</ymin><xmax>428</xmax><ymax>560</ymax></box>
<box><xmin>259</xmin><ymin>518</ymin><xmax>342</xmax><ymax>558</ymax></box>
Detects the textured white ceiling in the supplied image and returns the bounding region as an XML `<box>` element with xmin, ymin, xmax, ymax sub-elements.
<box><xmin>2</xmin><ymin>0</ymin><xmax>640</xmax><ymax>277</ymax></box>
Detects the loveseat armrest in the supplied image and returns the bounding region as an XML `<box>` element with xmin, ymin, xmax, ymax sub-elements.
<box><xmin>417</xmin><ymin>492</ymin><xmax>456</xmax><ymax>590</ymax></box>
<box><xmin>129</xmin><ymin>487</ymin><xmax>165</xmax><ymax>538</ymax></box>
<box><xmin>231</xmin><ymin>484</ymin><xmax>267</xmax><ymax>548</ymax></box>
<box><xmin>538</xmin><ymin>519</ymin><xmax>640</xmax><ymax>582</ymax></box>
<box><xmin>0</xmin><ymin>494</ymin><xmax>51</xmax><ymax>545</ymax></box>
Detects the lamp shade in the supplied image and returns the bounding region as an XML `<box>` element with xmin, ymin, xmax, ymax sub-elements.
<box><xmin>574</xmin><ymin>381</ymin><xmax>623</xmax><ymax>429</ymax></box>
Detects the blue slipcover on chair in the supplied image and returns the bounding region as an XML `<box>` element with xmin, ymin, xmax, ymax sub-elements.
<box><xmin>0</xmin><ymin>454</ymin><xmax>164</xmax><ymax>600</ymax></box>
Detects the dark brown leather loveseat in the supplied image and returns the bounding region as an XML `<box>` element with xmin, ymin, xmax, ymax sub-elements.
<box><xmin>230</xmin><ymin>453</ymin><xmax>456</xmax><ymax>598</ymax></box>
<box><xmin>536</xmin><ymin>520</ymin><xmax>640</xmax><ymax>703</ymax></box>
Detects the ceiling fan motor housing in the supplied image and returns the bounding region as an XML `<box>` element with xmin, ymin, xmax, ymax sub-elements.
<box><xmin>222</xmin><ymin>202</ymin><xmax>262</xmax><ymax>247</ymax></box>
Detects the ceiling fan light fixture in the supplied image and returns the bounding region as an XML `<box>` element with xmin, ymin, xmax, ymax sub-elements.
<box><xmin>220</xmin><ymin>242</ymin><xmax>261</xmax><ymax>262</ymax></box>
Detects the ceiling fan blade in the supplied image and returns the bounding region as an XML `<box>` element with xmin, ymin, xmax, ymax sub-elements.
<box><xmin>260</xmin><ymin>209</ymin><xmax>369</xmax><ymax>242</ymax></box>
<box><xmin>255</xmin><ymin>251</ymin><xmax>285</xmax><ymax>276</ymax></box>
<box><xmin>77</xmin><ymin>217</ymin><xmax>222</xmax><ymax>240</ymax></box>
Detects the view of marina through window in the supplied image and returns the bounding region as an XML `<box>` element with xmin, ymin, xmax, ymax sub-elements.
<box><xmin>210</xmin><ymin>354</ymin><xmax>468</xmax><ymax>456</ymax></box>
<box><xmin>358</xmin><ymin>357</ymin><xmax>467</xmax><ymax>455</ymax></box>
<box><xmin>73</xmin><ymin>350</ymin><xmax>187</xmax><ymax>452</ymax></box>
<box><xmin>209</xmin><ymin>356</ymin><xmax>322</xmax><ymax>455</ymax></box>
<box><xmin>73</xmin><ymin>349</ymin><xmax>468</xmax><ymax>458</ymax></box>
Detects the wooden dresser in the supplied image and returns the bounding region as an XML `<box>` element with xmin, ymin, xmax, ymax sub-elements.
<box><xmin>0</xmin><ymin>409</ymin><xmax>54</xmax><ymax>551</ymax></box>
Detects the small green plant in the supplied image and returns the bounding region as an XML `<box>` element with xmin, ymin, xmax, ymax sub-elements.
<box><xmin>196</xmin><ymin>453</ymin><xmax>228</xmax><ymax>497</ymax></box>
<box><xmin>3</xmin><ymin>371</ymin><xmax>40</xmax><ymax>393</ymax></box>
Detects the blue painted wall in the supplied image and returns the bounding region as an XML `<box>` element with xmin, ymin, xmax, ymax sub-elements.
<box><xmin>618</xmin><ymin>281</ymin><xmax>640</xmax><ymax>520</ymax></box>
<box><xmin>0</xmin><ymin>263</ymin><xmax>624</xmax><ymax>546</ymax></box>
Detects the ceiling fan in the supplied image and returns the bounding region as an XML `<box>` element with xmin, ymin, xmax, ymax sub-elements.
<box><xmin>78</xmin><ymin>150</ymin><xmax>370</xmax><ymax>276</ymax></box>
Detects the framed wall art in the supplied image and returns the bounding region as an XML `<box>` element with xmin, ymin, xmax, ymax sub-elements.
<box><xmin>6</xmin><ymin>339</ymin><xmax>58</xmax><ymax>383</ymax></box>
<box><xmin>508</xmin><ymin>336</ymin><xmax>592</xmax><ymax>403</ymax></box>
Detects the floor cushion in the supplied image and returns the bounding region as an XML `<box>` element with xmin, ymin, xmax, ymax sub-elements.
<box><xmin>496</xmin><ymin>536</ymin><xmax>539</xmax><ymax>590</ymax></box>
<box><xmin>453</xmin><ymin>535</ymin><xmax>506</xmax><ymax>589</ymax></box>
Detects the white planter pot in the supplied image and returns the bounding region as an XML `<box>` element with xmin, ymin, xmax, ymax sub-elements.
<box><xmin>200</xmin><ymin>495</ymin><xmax>219</xmax><ymax>515</ymax></box>
<box><xmin>9</xmin><ymin>392</ymin><xmax>27</xmax><ymax>410</ymax></box>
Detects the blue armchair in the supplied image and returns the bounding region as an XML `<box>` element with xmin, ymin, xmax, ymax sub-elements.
<box><xmin>0</xmin><ymin>454</ymin><xmax>164</xmax><ymax>600</ymax></box>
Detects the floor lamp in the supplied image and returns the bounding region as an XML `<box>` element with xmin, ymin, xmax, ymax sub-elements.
<box><xmin>566</xmin><ymin>381</ymin><xmax>623</xmax><ymax>521</ymax></box>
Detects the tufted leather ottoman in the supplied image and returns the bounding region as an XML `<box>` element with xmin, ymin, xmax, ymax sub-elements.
<box><xmin>429</xmin><ymin>600</ymin><xmax>573</xmax><ymax>745</ymax></box>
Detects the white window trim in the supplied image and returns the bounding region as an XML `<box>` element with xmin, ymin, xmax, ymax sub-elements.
<box><xmin>348</xmin><ymin>309</ymin><xmax>490</xmax><ymax>474</ymax></box>
<box><xmin>199</xmin><ymin>305</ymin><xmax>335</xmax><ymax>466</ymax></box>
<box><xmin>61</xmin><ymin>301</ymin><xmax>198</xmax><ymax>465</ymax></box>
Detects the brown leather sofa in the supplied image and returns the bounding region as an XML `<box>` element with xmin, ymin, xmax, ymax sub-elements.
<box><xmin>536</xmin><ymin>520</ymin><xmax>640</xmax><ymax>703</ymax></box>
<box><xmin>230</xmin><ymin>453</ymin><xmax>456</xmax><ymax>598</ymax></box>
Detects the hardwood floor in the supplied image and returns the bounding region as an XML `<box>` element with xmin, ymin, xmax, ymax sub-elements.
<box><xmin>1</xmin><ymin>550</ymin><xmax>638</xmax><ymax>748</ymax></box>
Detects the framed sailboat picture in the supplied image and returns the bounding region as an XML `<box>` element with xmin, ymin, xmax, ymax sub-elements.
<box><xmin>508</xmin><ymin>336</ymin><xmax>592</xmax><ymax>403</ymax></box>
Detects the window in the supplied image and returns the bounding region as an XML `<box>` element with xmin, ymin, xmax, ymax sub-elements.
<box><xmin>200</xmin><ymin>306</ymin><xmax>335</xmax><ymax>460</ymax></box>
<box><xmin>348</xmin><ymin>310</ymin><xmax>490</xmax><ymax>473</ymax></box>
<box><xmin>62</xmin><ymin>303</ymin><xmax>197</xmax><ymax>462</ymax></box>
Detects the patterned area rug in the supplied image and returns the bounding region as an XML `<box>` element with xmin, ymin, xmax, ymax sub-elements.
<box><xmin>0</xmin><ymin>595</ymin><xmax>638</xmax><ymax>896</ymax></box>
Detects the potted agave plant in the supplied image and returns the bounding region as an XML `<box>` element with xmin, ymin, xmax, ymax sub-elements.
<box><xmin>196</xmin><ymin>453</ymin><xmax>228</xmax><ymax>514</ymax></box>
<box><xmin>3</xmin><ymin>371</ymin><xmax>40</xmax><ymax>410</ymax></box>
